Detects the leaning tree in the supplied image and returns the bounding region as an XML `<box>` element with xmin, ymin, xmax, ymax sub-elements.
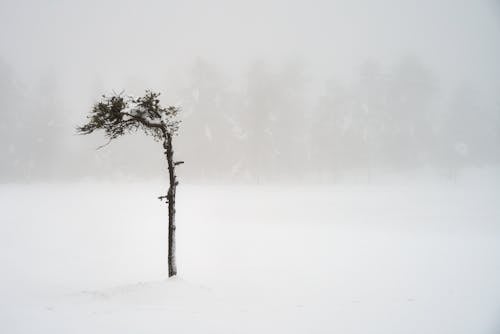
<box><xmin>77</xmin><ymin>90</ymin><xmax>182</xmax><ymax>277</ymax></box>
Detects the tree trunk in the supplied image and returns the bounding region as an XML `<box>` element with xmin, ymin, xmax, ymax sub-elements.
<box><xmin>164</xmin><ymin>134</ymin><xmax>177</xmax><ymax>277</ymax></box>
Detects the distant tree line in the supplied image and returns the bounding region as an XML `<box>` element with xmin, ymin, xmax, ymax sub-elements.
<box><xmin>0</xmin><ymin>57</ymin><xmax>499</xmax><ymax>182</ymax></box>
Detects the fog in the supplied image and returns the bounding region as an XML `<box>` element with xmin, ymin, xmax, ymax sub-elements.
<box><xmin>0</xmin><ymin>0</ymin><xmax>499</xmax><ymax>182</ymax></box>
<box><xmin>2</xmin><ymin>2</ymin><xmax>500</xmax><ymax>333</ymax></box>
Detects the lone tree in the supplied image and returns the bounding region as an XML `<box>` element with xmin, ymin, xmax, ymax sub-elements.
<box><xmin>77</xmin><ymin>90</ymin><xmax>182</xmax><ymax>277</ymax></box>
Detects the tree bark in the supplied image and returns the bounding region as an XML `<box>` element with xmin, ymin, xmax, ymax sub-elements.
<box><xmin>164</xmin><ymin>134</ymin><xmax>177</xmax><ymax>277</ymax></box>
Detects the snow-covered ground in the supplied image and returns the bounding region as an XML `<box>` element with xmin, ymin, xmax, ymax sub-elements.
<box><xmin>1</xmin><ymin>177</ymin><xmax>500</xmax><ymax>333</ymax></box>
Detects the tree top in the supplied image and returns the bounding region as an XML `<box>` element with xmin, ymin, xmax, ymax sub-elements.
<box><xmin>77</xmin><ymin>90</ymin><xmax>181</xmax><ymax>142</ymax></box>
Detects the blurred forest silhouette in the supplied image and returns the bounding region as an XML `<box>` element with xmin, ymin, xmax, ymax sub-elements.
<box><xmin>1</xmin><ymin>56</ymin><xmax>498</xmax><ymax>183</ymax></box>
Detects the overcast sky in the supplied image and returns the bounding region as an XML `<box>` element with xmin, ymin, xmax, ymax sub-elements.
<box><xmin>0</xmin><ymin>0</ymin><xmax>499</xmax><ymax>182</ymax></box>
<box><xmin>0</xmin><ymin>0</ymin><xmax>499</xmax><ymax>96</ymax></box>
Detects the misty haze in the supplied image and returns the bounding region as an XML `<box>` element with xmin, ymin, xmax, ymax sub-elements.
<box><xmin>1</xmin><ymin>0</ymin><xmax>499</xmax><ymax>333</ymax></box>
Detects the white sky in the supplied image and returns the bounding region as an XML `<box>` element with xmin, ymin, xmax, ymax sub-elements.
<box><xmin>0</xmin><ymin>0</ymin><xmax>499</xmax><ymax>94</ymax></box>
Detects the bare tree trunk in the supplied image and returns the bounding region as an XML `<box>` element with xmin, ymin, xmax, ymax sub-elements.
<box><xmin>164</xmin><ymin>134</ymin><xmax>177</xmax><ymax>277</ymax></box>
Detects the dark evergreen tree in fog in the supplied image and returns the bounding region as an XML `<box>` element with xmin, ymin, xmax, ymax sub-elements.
<box><xmin>77</xmin><ymin>91</ymin><xmax>182</xmax><ymax>277</ymax></box>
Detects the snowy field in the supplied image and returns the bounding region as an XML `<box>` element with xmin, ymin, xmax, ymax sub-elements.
<box><xmin>1</xmin><ymin>176</ymin><xmax>500</xmax><ymax>333</ymax></box>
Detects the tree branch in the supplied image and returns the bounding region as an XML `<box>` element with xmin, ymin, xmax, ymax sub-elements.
<box><xmin>96</xmin><ymin>138</ymin><xmax>112</xmax><ymax>150</ymax></box>
<box><xmin>158</xmin><ymin>195</ymin><xmax>169</xmax><ymax>203</ymax></box>
<box><xmin>121</xmin><ymin>112</ymin><xmax>163</xmax><ymax>128</ymax></box>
